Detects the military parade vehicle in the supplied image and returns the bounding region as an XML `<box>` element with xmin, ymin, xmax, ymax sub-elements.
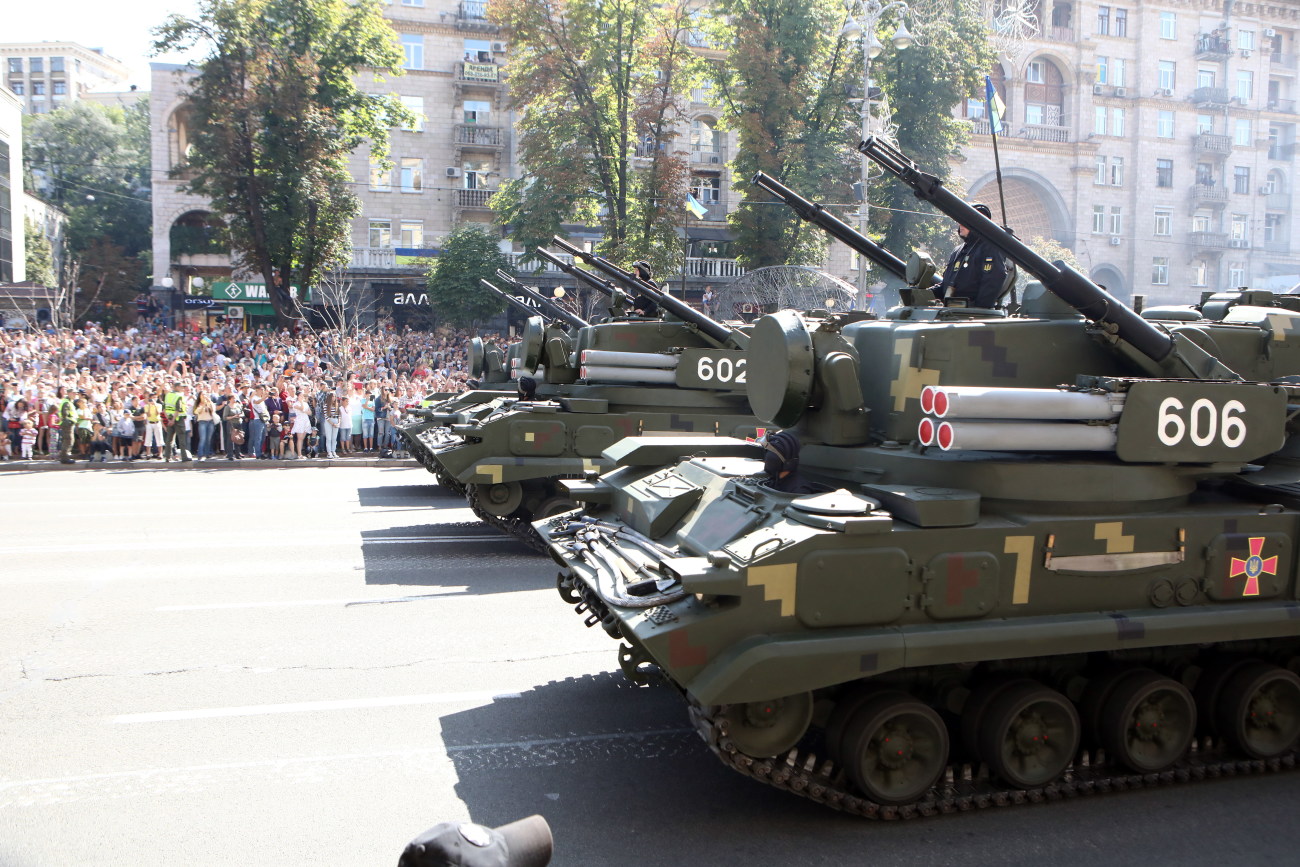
<box><xmin>534</xmin><ymin>137</ymin><xmax>1300</xmax><ymax>819</ymax></box>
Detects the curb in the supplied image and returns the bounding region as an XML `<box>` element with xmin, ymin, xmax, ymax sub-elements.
<box><xmin>0</xmin><ymin>457</ymin><xmax>418</xmax><ymax>472</ymax></box>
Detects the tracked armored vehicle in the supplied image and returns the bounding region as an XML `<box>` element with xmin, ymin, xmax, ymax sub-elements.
<box><xmin>535</xmin><ymin>139</ymin><xmax>1300</xmax><ymax>818</ymax></box>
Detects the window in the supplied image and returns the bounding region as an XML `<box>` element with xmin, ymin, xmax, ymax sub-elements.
<box><xmin>1095</xmin><ymin>155</ymin><xmax>1108</xmax><ymax>185</ymax></box>
<box><xmin>1234</xmin><ymin>166</ymin><xmax>1251</xmax><ymax>194</ymax></box>
<box><xmin>1094</xmin><ymin>106</ymin><xmax>1107</xmax><ymax>135</ymax></box>
<box><xmin>1110</xmin><ymin>206</ymin><xmax>1123</xmax><ymax>236</ymax></box>
<box><xmin>1092</xmin><ymin>205</ymin><xmax>1106</xmax><ymax>233</ymax></box>
<box><xmin>1192</xmin><ymin>212</ymin><xmax>1212</xmax><ymax>233</ymax></box>
<box><xmin>692</xmin><ymin>174</ymin><xmax>721</xmax><ymax>204</ymax></box>
<box><xmin>849</xmin><ymin>251</ymin><xmax>860</xmax><ymax>272</ymax></box>
<box><xmin>8</xmin><ymin>82</ymin><xmax>21</xmax><ymax>95</ymax></box>
<box><xmin>1157</xmin><ymin>111</ymin><xmax>1174</xmax><ymax>138</ymax></box>
<box><xmin>463</xmin><ymin>100</ymin><xmax>491</xmax><ymax>124</ymax></box>
<box><xmin>1197</xmin><ymin>114</ymin><xmax>1214</xmax><ymax>134</ymax></box>
<box><xmin>1239</xmin><ymin>29</ymin><xmax>1255</xmax><ymax>51</ymax></box>
<box><xmin>52</xmin><ymin>81</ymin><xmax>65</xmax><ymax>95</ymax></box>
<box><xmin>1158</xmin><ymin>61</ymin><xmax>1176</xmax><ymax>91</ymax></box>
<box><xmin>1096</xmin><ymin>57</ymin><xmax>1108</xmax><ymax>84</ymax></box>
<box><xmin>1196</xmin><ymin>162</ymin><xmax>1216</xmax><ymax>186</ymax></box>
<box><xmin>1159</xmin><ymin>12</ymin><xmax>1176</xmax><ymax>40</ymax></box>
<box><xmin>31</xmin><ymin>81</ymin><xmax>44</xmax><ymax>96</ymax></box>
<box><xmin>402</xmin><ymin>0</ymin><xmax>425</xmax><ymax>5</ymax></box>
<box><xmin>1110</xmin><ymin>156</ymin><xmax>1124</xmax><ymax>186</ymax></box>
<box><xmin>1097</xmin><ymin>5</ymin><xmax>1110</xmax><ymax>35</ymax></box>
<box><xmin>1237</xmin><ymin>71</ymin><xmax>1253</xmax><ymax>101</ymax></box>
<box><xmin>401</xmin><ymin>34</ymin><xmax>424</xmax><ymax>70</ymax></box>
<box><xmin>399</xmin><ymin>158</ymin><xmax>423</xmax><ymax>193</ymax></box>
<box><xmin>1154</xmin><ymin>210</ymin><xmax>1172</xmax><ymax>236</ymax></box>
<box><xmin>1156</xmin><ymin>158</ymin><xmax>1174</xmax><ymax>187</ymax></box>
<box><xmin>369</xmin><ymin>220</ymin><xmax>392</xmax><ymax>248</ymax></box>
<box><xmin>1265</xmin><ymin>214</ymin><xmax>1283</xmax><ymax>243</ymax></box>
<box><xmin>6</xmin><ymin>59</ymin><xmax>19</xmax><ymax>74</ymax></box>
<box><xmin>29</xmin><ymin>58</ymin><xmax>42</xmax><ymax>73</ymax></box>
<box><xmin>1231</xmin><ymin>214</ymin><xmax>1249</xmax><ymax>241</ymax></box>
<box><xmin>1026</xmin><ymin>104</ymin><xmax>1045</xmax><ymax>125</ymax></box>
<box><xmin>369</xmin><ymin>159</ymin><xmax>392</xmax><ymax>192</ymax></box>
<box><xmin>1198</xmin><ymin>69</ymin><xmax>1217</xmax><ymax>91</ymax></box>
<box><xmin>400</xmin><ymin>96</ymin><xmax>425</xmax><ymax>131</ymax></box>
<box><xmin>463</xmin><ymin>156</ymin><xmax>493</xmax><ymax>189</ymax></box>
<box><xmin>1229</xmin><ymin>264</ymin><xmax>1246</xmax><ymax>287</ymax></box>
<box><xmin>1152</xmin><ymin>258</ymin><xmax>1169</xmax><ymax>285</ymax></box>
<box><xmin>1192</xmin><ymin>260</ymin><xmax>1208</xmax><ymax>286</ymax></box>
<box><xmin>464</xmin><ymin>39</ymin><xmax>492</xmax><ymax>63</ymax></box>
<box><xmin>1026</xmin><ymin>61</ymin><xmax>1044</xmax><ymax>84</ymax></box>
<box><xmin>1112</xmin><ymin>58</ymin><xmax>1126</xmax><ymax>87</ymax></box>
<box><xmin>1114</xmin><ymin>8</ymin><xmax>1127</xmax><ymax>37</ymax></box>
<box><xmin>1234</xmin><ymin>118</ymin><xmax>1251</xmax><ymax>146</ymax></box>
<box><xmin>1110</xmin><ymin>107</ymin><xmax>1126</xmax><ymax>136</ymax></box>
<box><xmin>49</xmin><ymin>56</ymin><xmax>63</xmax><ymax>73</ymax></box>
<box><xmin>399</xmin><ymin>220</ymin><xmax>423</xmax><ymax>247</ymax></box>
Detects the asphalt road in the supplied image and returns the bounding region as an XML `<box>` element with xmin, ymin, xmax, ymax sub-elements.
<box><xmin>1</xmin><ymin>466</ymin><xmax>1296</xmax><ymax>866</ymax></box>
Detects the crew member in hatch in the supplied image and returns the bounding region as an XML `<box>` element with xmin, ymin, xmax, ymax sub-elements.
<box><xmin>937</xmin><ymin>203</ymin><xmax>1008</xmax><ymax>309</ymax></box>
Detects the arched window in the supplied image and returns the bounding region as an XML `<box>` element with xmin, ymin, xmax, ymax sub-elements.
<box><xmin>690</xmin><ymin>117</ymin><xmax>721</xmax><ymax>155</ymax></box>
<box><xmin>1023</xmin><ymin>56</ymin><xmax>1066</xmax><ymax>127</ymax></box>
<box><xmin>1266</xmin><ymin>169</ymin><xmax>1286</xmax><ymax>196</ymax></box>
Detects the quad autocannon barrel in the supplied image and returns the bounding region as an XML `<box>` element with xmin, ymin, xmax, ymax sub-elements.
<box><xmin>858</xmin><ymin>135</ymin><xmax>1175</xmax><ymax>364</ymax></box>
<box><xmin>490</xmin><ymin>271</ymin><xmax>589</xmax><ymax>330</ymax></box>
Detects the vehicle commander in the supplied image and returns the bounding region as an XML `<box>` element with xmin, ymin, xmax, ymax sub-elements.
<box><xmin>937</xmin><ymin>202</ymin><xmax>1008</xmax><ymax>309</ymax></box>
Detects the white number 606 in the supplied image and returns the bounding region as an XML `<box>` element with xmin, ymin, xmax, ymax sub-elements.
<box><xmin>1157</xmin><ymin>397</ymin><xmax>1247</xmax><ymax>448</ymax></box>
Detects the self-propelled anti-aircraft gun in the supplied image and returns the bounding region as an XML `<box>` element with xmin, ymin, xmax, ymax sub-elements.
<box><xmin>534</xmin><ymin>138</ymin><xmax>1300</xmax><ymax>819</ymax></box>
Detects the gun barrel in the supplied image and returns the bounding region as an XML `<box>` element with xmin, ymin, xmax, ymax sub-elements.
<box><xmin>492</xmin><ymin>271</ymin><xmax>588</xmax><ymax>329</ymax></box>
<box><xmin>481</xmin><ymin>280</ymin><xmax>549</xmax><ymax>322</ymax></box>
<box><xmin>858</xmin><ymin>136</ymin><xmax>1173</xmax><ymax>363</ymax></box>
<box><xmin>533</xmin><ymin>248</ymin><xmax>622</xmax><ymax>300</ymax></box>
<box><xmin>549</xmin><ymin>237</ymin><xmax>742</xmax><ymax>347</ymax></box>
<box><xmin>751</xmin><ymin>171</ymin><xmax>913</xmax><ymax>283</ymax></box>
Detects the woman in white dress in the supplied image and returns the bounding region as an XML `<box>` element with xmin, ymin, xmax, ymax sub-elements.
<box><xmin>289</xmin><ymin>389</ymin><xmax>312</xmax><ymax>459</ymax></box>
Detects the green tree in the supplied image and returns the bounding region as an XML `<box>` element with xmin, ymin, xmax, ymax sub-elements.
<box><xmin>869</xmin><ymin>0</ymin><xmax>996</xmax><ymax>256</ymax></box>
<box><xmin>22</xmin><ymin>101</ymin><xmax>153</xmax><ymax>314</ymax></box>
<box><xmin>707</xmin><ymin>0</ymin><xmax>860</xmax><ymax>269</ymax></box>
<box><xmin>153</xmin><ymin>0</ymin><xmax>410</xmax><ymax>326</ymax></box>
<box><xmin>23</xmin><ymin>219</ymin><xmax>56</xmax><ymax>287</ymax></box>
<box><xmin>425</xmin><ymin>227</ymin><xmax>512</xmax><ymax>328</ymax></box>
<box><xmin>489</xmin><ymin>0</ymin><xmax>701</xmax><ymax>275</ymax></box>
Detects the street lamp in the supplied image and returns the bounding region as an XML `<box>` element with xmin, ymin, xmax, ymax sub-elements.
<box><xmin>842</xmin><ymin>0</ymin><xmax>913</xmax><ymax>309</ymax></box>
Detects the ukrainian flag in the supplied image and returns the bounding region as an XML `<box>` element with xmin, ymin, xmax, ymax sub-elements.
<box><xmin>686</xmin><ymin>193</ymin><xmax>709</xmax><ymax>218</ymax></box>
<box><xmin>985</xmin><ymin>75</ymin><xmax>1005</xmax><ymax>135</ymax></box>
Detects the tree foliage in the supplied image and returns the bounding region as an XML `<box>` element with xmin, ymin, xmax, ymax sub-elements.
<box><xmin>22</xmin><ymin>101</ymin><xmax>152</xmax><ymax>306</ymax></box>
<box><xmin>425</xmin><ymin>227</ymin><xmax>512</xmax><ymax>329</ymax></box>
<box><xmin>153</xmin><ymin>0</ymin><xmax>409</xmax><ymax>326</ymax></box>
<box><xmin>23</xmin><ymin>219</ymin><xmax>56</xmax><ymax>288</ymax></box>
<box><xmin>870</xmin><ymin>0</ymin><xmax>996</xmax><ymax>257</ymax></box>
<box><xmin>489</xmin><ymin>0</ymin><xmax>702</xmax><ymax>275</ymax></box>
<box><xmin>706</xmin><ymin>0</ymin><xmax>859</xmax><ymax>269</ymax></box>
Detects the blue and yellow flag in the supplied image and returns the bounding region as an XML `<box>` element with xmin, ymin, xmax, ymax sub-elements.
<box><xmin>984</xmin><ymin>75</ymin><xmax>1005</xmax><ymax>135</ymax></box>
<box><xmin>686</xmin><ymin>193</ymin><xmax>709</xmax><ymax>218</ymax></box>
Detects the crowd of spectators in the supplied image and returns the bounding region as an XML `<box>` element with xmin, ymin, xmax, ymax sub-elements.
<box><xmin>0</xmin><ymin>322</ymin><xmax>503</xmax><ymax>464</ymax></box>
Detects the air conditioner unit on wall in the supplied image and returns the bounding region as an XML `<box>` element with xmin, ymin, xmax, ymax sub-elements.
<box><xmin>227</xmin><ymin>306</ymin><xmax>245</xmax><ymax>319</ymax></box>
<box><xmin>1230</xmin><ymin>239</ymin><xmax>1249</xmax><ymax>248</ymax></box>
<box><xmin>1115</xmin><ymin>87</ymin><xmax>1127</xmax><ymax>97</ymax></box>
<box><xmin>1093</xmin><ymin>83</ymin><xmax>1104</xmax><ymax>95</ymax></box>
<box><xmin>1266</xmin><ymin>28</ymin><xmax>1277</xmax><ymax>38</ymax></box>
<box><xmin>446</xmin><ymin>167</ymin><xmax>461</xmax><ymax>178</ymax></box>
<box><xmin>1109</xmin><ymin>236</ymin><xmax>1122</xmax><ymax>246</ymax></box>
<box><xmin>492</xmin><ymin>43</ymin><xmax>504</xmax><ymax>52</ymax></box>
<box><xmin>1241</xmin><ymin>49</ymin><xmax>1252</xmax><ymax>58</ymax></box>
<box><xmin>709</xmin><ymin>155</ymin><xmax>720</xmax><ymax>164</ymax></box>
<box><xmin>1157</xmin><ymin>88</ymin><xmax>1173</xmax><ymax>97</ymax></box>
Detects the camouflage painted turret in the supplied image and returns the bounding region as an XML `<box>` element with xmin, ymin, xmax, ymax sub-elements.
<box><xmin>534</xmin><ymin>139</ymin><xmax>1300</xmax><ymax>818</ymax></box>
<box><xmin>424</xmin><ymin>243</ymin><xmax>763</xmax><ymax>547</ymax></box>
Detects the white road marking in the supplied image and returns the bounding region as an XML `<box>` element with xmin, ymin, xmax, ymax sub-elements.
<box><xmin>0</xmin><ymin>534</ymin><xmax>507</xmax><ymax>555</ymax></box>
<box><xmin>110</xmin><ymin>690</ymin><xmax>526</xmax><ymax>724</ymax></box>
<box><xmin>155</xmin><ymin>589</ymin><xmax>468</xmax><ymax>611</ymax></box>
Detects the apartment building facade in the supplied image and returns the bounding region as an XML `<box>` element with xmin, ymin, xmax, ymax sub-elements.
<box><xmin>951</xmin><ymin>0</ymin><xmax>1300</xmax><ymax>304</ymax></box>
<box><xmin>0</xmin><ymin>42</ymin><xmax>130</xmax><ymax>115</ymax></box>
<box><xmin>150</xmin><ymin>1</ymin><xmax>742</xmax><ymax>327</ymax></box>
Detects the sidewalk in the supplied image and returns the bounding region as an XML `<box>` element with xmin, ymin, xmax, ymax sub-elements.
<box><xmin>0</xmin><ymin>454</ymin><xmax>416</xmax><ymax>471</ymax></box>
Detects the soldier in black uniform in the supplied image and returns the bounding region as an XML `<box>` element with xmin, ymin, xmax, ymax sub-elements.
<box><xmin>937</xmin><ymin>202</ymin><xmax>1009</xmax><ymax>309</ymax></box>
<box><xmin>630</xmin><ymin>261</ymin><xmax>661</xmax><ymax>317</ymax></box>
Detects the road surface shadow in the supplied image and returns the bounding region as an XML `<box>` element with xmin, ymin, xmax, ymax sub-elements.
<box><xmin>359</xmin><ymin>524</ymin><xmax>547</xmax><ymax>594</ymax></box>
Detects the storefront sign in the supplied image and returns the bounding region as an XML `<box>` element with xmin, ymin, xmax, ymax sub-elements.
<box><xmin>392</xmin><ymin>291</ymin><xmax>430</xmax><ymax>306</ymax></box>
<box><xmin>182</xmin><ymin>296</ymin><xmax>218</xmax><ymax>309</ymax></box>
<box><xmin>211</xmin><ymin>281</ymin><xmax>312</xmax><ymax>303</ymax></box>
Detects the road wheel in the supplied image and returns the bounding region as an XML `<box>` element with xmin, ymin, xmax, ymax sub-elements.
<box><xmin>1100</xmin><ymin>671</ymin><xmax>1196</xmax><ymax>772</ymax></box>
<box><xmin>534</xmin><ymin>495</ymin><xmax>579</xmax><ymax>520</ymax></box>
<box><xmin>823</xmin><ymin>688</ymin><xmax>908</xmax><ymax>766</ymax></box>
<box><xmin>842</xmin><ymin>693</ymin><xmax>949</xmax><ymax>805</ymax></box>
<box><xmin>977</xmin><ymin>682</ymin><xmax>1079</xmax><ymax>788</ymax></box>
<box><xmin>1216</xmin><ymin>662</ymin><xmax>1300</xmax><ymax>759</ymax></box>
<box><xmin>475</xmin><ymin>481</ymin><xmax>523</xmax><ymax>517</ymax></box>
<box><xmin>717</xmin><ymin>692</ymin><xmax>814</xmax><ymax>759</ymax></box>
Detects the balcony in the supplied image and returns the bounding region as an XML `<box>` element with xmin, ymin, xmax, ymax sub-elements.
<box><xmin>348</xmin><ymin>247</ymin><xmax>396</xmax><ymax>269</ymax></box>
<box><xmin>455</xmin><ymin>188</ymin><xmax>496</xmax><ymax>209</ymax></box>
<box><xmin>1191</xmin><ymin>184</ymin><xmax>1228</xmax><ymax>207</ymax></box>
<box><xmin>1271</xmin><ymin>52</ymin><xmax>1298</xmax><ymax>70</ymax></box>
<box><xmin>1192</xmin><ymin>86</ymin><xmax>1231</xmax><ymax>107</ymax></box>
<box><xmin>1018</xmin><ymin>123</ymin><xmax>1070</xmax><ymax>143</ymax></box>
<box><xmin>1194</xmin><ymin>133</ymin><xmax>1232</xmax><ymax>155</ymax></box>
<box><xmin>1038</xmin><ymin>25</ymin><xmax>1075</xmax><ymax>42</ymax></box>
<box><xmin>690</xmin><ymin>146</ymin><xmax>725</xmax><ymax>165</ymax></box>
<box><xmin>457</xmin><ymin>62</ymin><xmax>501</xmax><ymax>84</ymax></box>
<box><xmin>507</xmin><ymin>251</ymin><xmax>573</xmax><ymax>273</ymax></box>
<box><xmin>454</xmin><ymin>124</ymin><xmax>506</xmax><ymax>148</ymax></box>
<box><xmin>1267</xmin><ymin>192</ymin><xmax>1290</xmax><ymax>209</ymax></box>
<box><xmin>1269</xmin><ymin>144</ymin><xmax>1296</xmax><ymax>161</ymax></box>
<box><xmin>455</xmin><ymin>1</ymin><xmax>497</xmax><ymax>33</ymax></box>
<box><xmin>683</xmin><ymin>257</ymin><xmax>744</xmax><ymax>278</ymax></box>
<box><xmin>1188</xmin><ymin>231</ymin><xmax>1229</xmax><ymax>249</ymax></box>
<box><xmin>1196</xmin><ymin>34</ymin><xmax>1232</xmax><ymax>60</ymax></box>
<box><xmin>1266</xmin><ymin>98</ymin><xmax>1298</xmax><ymax>114</ymax></box>
<box><xmin>1264</xmin><ymin>239</ymin><xmax>1292</xmax><ymax>254</ymax></box>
